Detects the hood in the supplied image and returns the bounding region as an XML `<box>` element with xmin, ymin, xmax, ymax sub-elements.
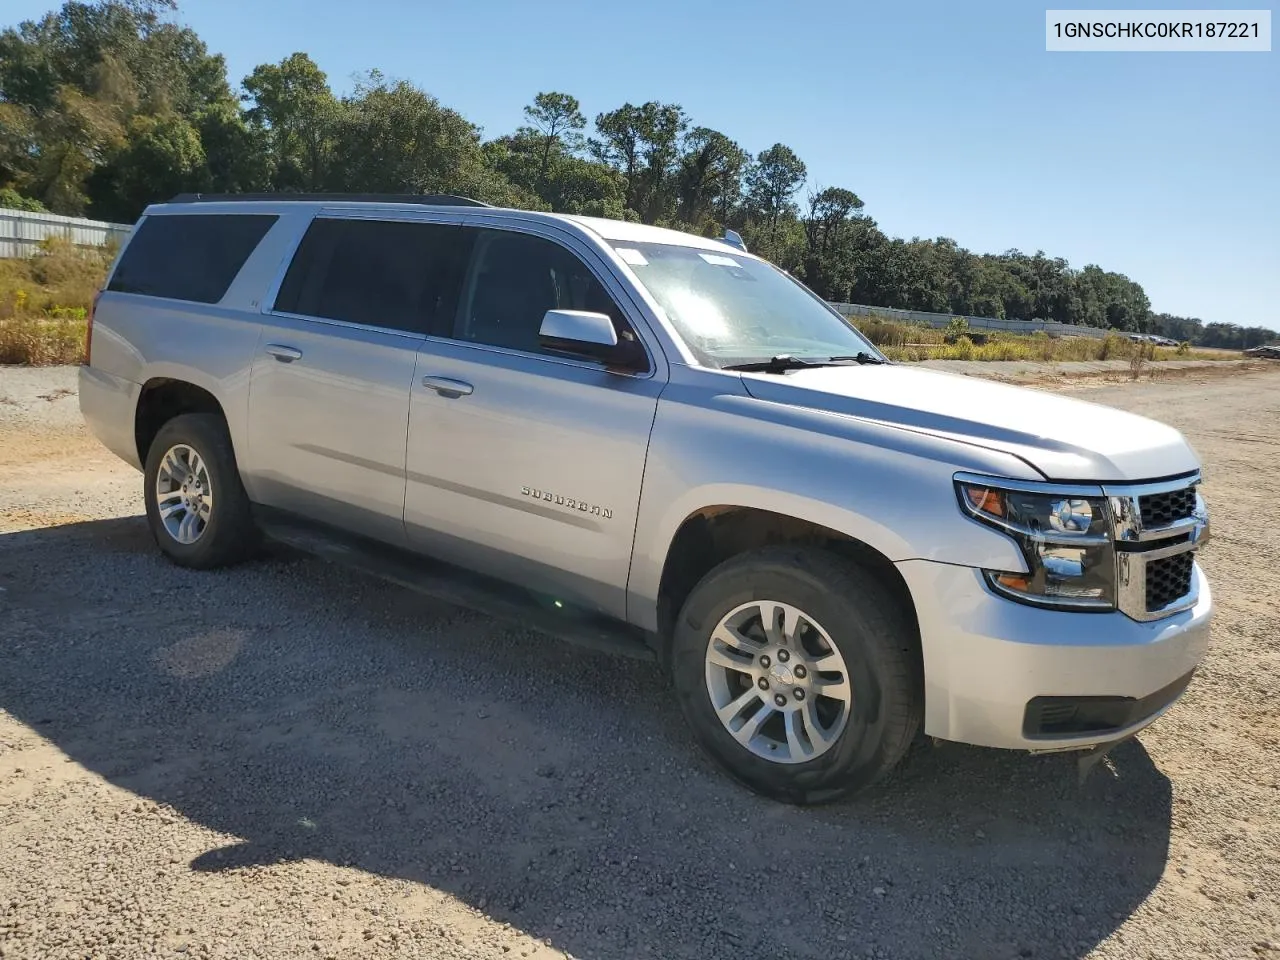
<box><xmin>738</xmin><ymin>364</ymin><xmax>1199</xmax><ymax>482</ymax></box>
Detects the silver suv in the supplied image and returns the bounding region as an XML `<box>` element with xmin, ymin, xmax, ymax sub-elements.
<box><xmin>80</xmin><ymin>194</ymin><xmax>1213</xmax><ymax>803</ymax></box>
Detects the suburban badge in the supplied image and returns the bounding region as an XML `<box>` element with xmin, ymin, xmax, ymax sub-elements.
<box><xmin>520</xmin><ymin>486</ymin><xmax>613</xmax><ymax>519</ymax></box>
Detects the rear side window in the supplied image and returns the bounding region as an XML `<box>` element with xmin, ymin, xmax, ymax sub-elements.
<box><xmin>273</xmin><ymin>218</ymin><xmax>467</xmax><ymax>334</ymax></box>
<box><xmin>107</xmin><ymin>214</ymin><xmax>277</xmax><ymax>304</ymax></box>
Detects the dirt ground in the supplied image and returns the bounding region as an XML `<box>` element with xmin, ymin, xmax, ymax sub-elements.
<box><xmin>1</xmin><ymin>364</ymin><xmax>1277</xmax><ymax>960</ymax></box>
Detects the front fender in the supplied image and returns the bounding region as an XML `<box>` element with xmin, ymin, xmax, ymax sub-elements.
<box><xmin>625</xmin><ymin>377</ymin><xmax>1038</xmax><ymax>631</ymax></box>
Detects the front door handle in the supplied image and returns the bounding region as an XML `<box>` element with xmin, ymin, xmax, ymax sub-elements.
<box><xmin>421</xmin><ymin>376</ymin><xmax>473</xmax><ymax>398</ymax></box>
<box><xmin>265</xmin><ymin>344</ymin><xmax>303</xmax><ymax>363</ymax></box>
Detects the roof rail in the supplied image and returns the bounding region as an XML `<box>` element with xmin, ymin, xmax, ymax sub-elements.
<box><xmin>167</xmin><ymin>192</ymin><xmax>493</xmax><ymax>207</ymax></box>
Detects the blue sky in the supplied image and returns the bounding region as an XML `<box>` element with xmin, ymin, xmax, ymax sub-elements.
<box><xmin>9</xmin><ymin>0</ymin><xmax>1278</xmax><ymax>327</ymax></box>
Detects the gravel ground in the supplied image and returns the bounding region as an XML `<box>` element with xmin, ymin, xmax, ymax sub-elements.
<box><xmin>918</xmin><ymin>357</ymin><xmax>1271</xmax><ymax>382</ymax></box>
<box><xmin>1</xmin><ymin>365</ymin><xmax>1277</xmax><ymax>960</ymax></box>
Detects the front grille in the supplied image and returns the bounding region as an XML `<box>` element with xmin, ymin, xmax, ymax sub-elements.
<box><xmin>1139</xmin><ymin>485</ymin><xmax>1197</xmax><ymax>528</ymax></box>
<box><xmin>1146</xmin><ymin>552</ymin><xmax>1195</xmax><ymax>611</ymax></box>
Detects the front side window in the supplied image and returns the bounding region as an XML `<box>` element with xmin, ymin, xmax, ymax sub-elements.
<box><xmin>108</xmin><ymin>213</ymin><xmax>277</xmax><ymax>304</ymax></box>
<box><xmin>612</xmin><ymin>241</ymin><xmax>880</xmax><ymax>368</ymax></box>
<box><xmin>274</xmin><ymin>218</ymin><xmax>466</xmax><ymax>334</ymax></box>
<box><xmin>453</xmin><ymin>229</ymin><xmax>630</xmax><ymax>356</ymax></box>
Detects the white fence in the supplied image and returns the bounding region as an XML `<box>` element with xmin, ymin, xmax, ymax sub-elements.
<box><xmin>830</xmin><ymin>301</ymin><xmax>1108</xmax><ymax>339</ymax></box>
<box><xmin>0</xmin><ymin>208</ymin><xmax>133</xmax><ymax>259</ymax></box>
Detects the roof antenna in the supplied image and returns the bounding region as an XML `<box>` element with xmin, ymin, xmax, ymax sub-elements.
<box><xmin>721</xmin><ymin>229</ymin><xmax>747</xmax><ymax>252</ymax></box>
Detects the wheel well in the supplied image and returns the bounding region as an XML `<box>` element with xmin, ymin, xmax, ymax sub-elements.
<box><xmin>135</xmin><ymin>379</ymin><xmax>226</xmax><ymax>464</ymax></box>
<box><xmin>656</xmin><ymin>507</ymin><xmax>920</xmax><ymax>660</ymax></box>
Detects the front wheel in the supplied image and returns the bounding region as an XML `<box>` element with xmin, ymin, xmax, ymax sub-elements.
<box><xmin>670</xmin><ymin>546</ymin><xmax>921</xmax><ymax>804</ymax></box>
<box><xmin>143</xmin><ymin>413</ymin><xmax>258</xmax><ymax>569</ymax></box>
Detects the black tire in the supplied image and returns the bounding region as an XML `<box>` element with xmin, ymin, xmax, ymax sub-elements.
<box><xmin>670</xmin><ymin>546</ymin><xmax>921</xmax><ymax>805</ymax></box>
<box><xmin>143</xmin><ymin>413</ymin><xmax>259</xmax><ymax>569</ymax></box>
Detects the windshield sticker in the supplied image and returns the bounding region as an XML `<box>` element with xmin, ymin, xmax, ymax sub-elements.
<box><xmin>698</xmin><ymin>252</ymin><xmax>741</xmax><ymax>267</ymax></box>
<box><xmin>616</xmin><ymin>248</ymin><xmax>649</xmax><ymax>266</ymax></box>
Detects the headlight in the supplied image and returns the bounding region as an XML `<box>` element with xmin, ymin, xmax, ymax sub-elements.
<box><xmin>955</xmin><ymin>476</ymin><xmax>1115</xmax><ymax>611</ymax></box>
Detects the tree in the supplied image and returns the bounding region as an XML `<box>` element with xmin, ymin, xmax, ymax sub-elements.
<box><xmin>799</xmin><ymin>186</ymin><xmax>864</xmax><ymax>301</ymax></box>
<box><xmin>676</xmin><ymin>127</ymin><xmax>748</xmax><ymax>229</ymax></box>
<box><xmin>324</xmin><ymin>72</ymin><xmax>529</xmax><ymax>206</ymax></box>
<box><xmin>484</xmin><ymin>134</ymin><xmax>620</xmax><ymax>215</ymax></box>
<box><xmin>745</xmin><ymin>143</ymin><xmax>806</xmax><ymax>228</ymax></box>
<box><xmin>591</xmin><ymin>101</ymin><xmax>686</xmax><ymax>223</ymax></box>
<box><xmin>519</xmin><ymin>91</ymin><xmax>585</xmax><ymax>191</ymax></box>
<box><xmin>89</xmin><ymin>110</ymin><xmax>204</xmax><ymax>220</ymax></box>
<box><xmin>0</xmin><ymin>4</ymin><xmax>1237</xmax><ymax>335</ymax></box>
<box><xmin>194</xmin><ymin>101</ymin><xmax>270</xmax><ymax>195</ymax></box>
<box><xmin>241</xmin><ymin>52</ymin><xmax>338</xmax><ymax>191</ymax></box>
<box><xmin>0</xmin><ymin>0</ymin><xmax>238</xmax><ymax>215</ymax></box>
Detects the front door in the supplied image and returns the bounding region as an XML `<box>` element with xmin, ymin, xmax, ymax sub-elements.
<box><xmin>247</xmin><ymin>214</ymin><xmax>465</xmax><ymax>545</ymax></box>
<box><xmin>404</xmin><ymin>225</ymin><xmax>665</xmax><ymax>618</ymax></box>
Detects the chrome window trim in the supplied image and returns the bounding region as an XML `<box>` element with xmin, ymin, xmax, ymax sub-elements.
<box><xmin>264</xmin><ymin>309</ymin><xmax>428</xmax><ymax>342</ymax></box>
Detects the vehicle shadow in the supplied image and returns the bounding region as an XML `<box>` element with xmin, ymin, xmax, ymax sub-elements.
<box><xmin>0</xmin><ymin>517</ymin><xmax>1173</xmax><ymax>960</ymax></box>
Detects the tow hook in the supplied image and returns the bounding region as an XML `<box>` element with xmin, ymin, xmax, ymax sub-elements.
<box><xmin>1076</xmin><ymin>733</ymin><xmax>1136</xmax><ymax>784</ymax></box>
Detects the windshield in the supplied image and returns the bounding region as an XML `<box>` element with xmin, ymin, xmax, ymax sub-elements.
<box><xmin>611</xmin><ymin>241</ymin><xmax>881</xmax><ymax>368</ymax></box>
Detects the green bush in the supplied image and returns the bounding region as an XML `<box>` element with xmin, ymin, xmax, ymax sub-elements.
<box><xmin>0</xmin><ymin>187</ymin><xmax>46</xmax><ymax>213</ymax></box>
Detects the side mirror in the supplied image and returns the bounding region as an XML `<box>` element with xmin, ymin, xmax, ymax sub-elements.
<box><xmin>538</xmin><ymin>310</ymin><xmax>646</xmax><ymax>369</ymax></box>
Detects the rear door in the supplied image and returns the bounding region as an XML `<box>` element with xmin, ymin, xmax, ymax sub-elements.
<box><xmin>403</xmin><ymin>223</ymin><xmax>666</xmax><ymax>618</ymax></box>
<box><xmin>247</xmin><ymin>213</ymin><xmax>466</xmax><ymax>545</ymax></box>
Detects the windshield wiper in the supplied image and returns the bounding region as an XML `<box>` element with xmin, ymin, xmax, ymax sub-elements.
<box><xmin>827</xmin><ymin>352</ymin><xmax>887</xmax><ymax>365</ymax></box>
<box><xmin>723</xmin><ymin>353</ymin><xmax>887</xmax><ymax>373</ymax></box>
<box><xmin>721</xmin><ymin>355</ymin><xmax>832</xmax><ymax>373</ymax></box>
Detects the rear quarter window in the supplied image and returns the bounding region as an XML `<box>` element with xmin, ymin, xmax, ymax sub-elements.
<box><xmin>272</xmin><ymin>217</ymin><xmax>468</xmax><ymax>334</ymax></box>
<box><xmin>107</xmin><ymin>213</ymin><xmax>278</xmax><ymax>304</ymax></box>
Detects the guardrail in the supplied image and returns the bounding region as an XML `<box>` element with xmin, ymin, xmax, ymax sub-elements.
<box><xmin>829</xmin><ymin>301</ymin><xmax>1108</xmax><ymax>339</ymax></box>
<box><xmin>0</xmin><ymin>208</ymin><xmax>133</xmax><ymax>259</ymax></box>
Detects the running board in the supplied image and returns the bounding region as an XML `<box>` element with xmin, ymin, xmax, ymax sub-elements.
<box><xmin>254</xmin><ymin>508</ymin><xmax>657</xmax><ymax>662</ymax></box>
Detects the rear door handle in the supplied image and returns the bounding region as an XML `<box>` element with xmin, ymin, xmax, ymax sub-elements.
<box><xmin>265</xmin><ymin>344</ymin><xmax>302</xmax><ymax>363</ymax></box>
<box><xmin>421</xmin><ymin>376</ymin><xmax>473</xmax><ymax>398</ymax></box>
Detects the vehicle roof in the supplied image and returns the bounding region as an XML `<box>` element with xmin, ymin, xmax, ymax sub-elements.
<box><xmin>559</xmin><ymin>215</ymin><xmax>744</xmax><ymax>253</ymax></box>
<box><xmin>141</xmin><ymin>198</ymin><xmax>746</xmax><ymax>255</ymax></box>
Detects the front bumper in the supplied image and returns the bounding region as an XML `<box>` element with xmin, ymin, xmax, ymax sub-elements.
<box><xmin>896</xmin><ymin>558</ymin><xmax>1213</xmax><ymax>751</ymax></box>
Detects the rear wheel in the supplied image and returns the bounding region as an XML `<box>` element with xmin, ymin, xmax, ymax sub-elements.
<box><xmin>670</xmin><ymin>546</ymin><xmax>921</xmax><ymax>804</ymax></box>
<box><xmin>143</xmin><ymin>413</ymin><xmax>258</xmax><ymax>569</ymax></box>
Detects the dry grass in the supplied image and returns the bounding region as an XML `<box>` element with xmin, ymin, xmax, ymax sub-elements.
<box><xmin>0</xmin><ymin>314</ymin><xmax>88</xmax><ymax>365</ymax></box>
<box><xmin>854</xmin><ymin>316</ymin><xmax>1235</xmax><ymax>364</ymax></box>
<box><xmin>0</xmin><ymin>238</ymin><xmax>111</xmax><ymax>364</ymax></box>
